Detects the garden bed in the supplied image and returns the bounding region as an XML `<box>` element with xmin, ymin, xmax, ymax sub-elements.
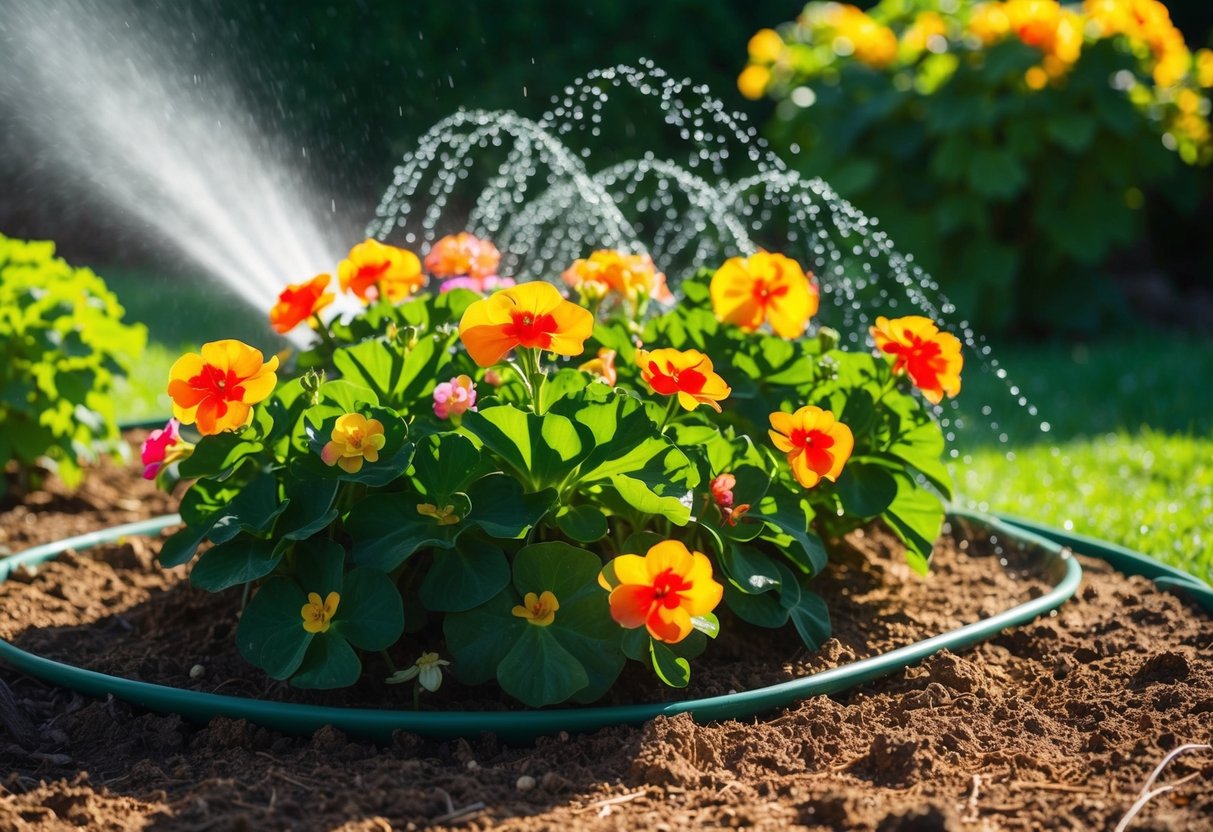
<box><xmin>0</xmin><ymin>461</ymin><xmax>1209</xmax><ymax>830</ymax></box>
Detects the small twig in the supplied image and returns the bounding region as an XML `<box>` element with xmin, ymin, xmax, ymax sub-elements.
<box><xmin>962</xmin><ymin>774</ymin><xmax>981</xmax><ymax>822</ymax></box>
<box><xmin>572</xmin><ymin>789</ymin><xmax>648</xmax><ymax>815</ymax></box>
<box><xmin>430</xmin><ymin>788</ymin><xmax>484</xmax><ymax>825</ymax></box>
<box><xmin>1009</xmin><ymin>780</ymin><xmax>1100</xmax><ymax>794</ymax></box>
<box><xmin>1113</xmin><ymin>743</ymin><xmax>1212</xmax><ymax>832</ymax></box>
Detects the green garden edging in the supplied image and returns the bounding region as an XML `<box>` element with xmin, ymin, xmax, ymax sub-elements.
<box><xmin>0</xmin><ymin>510</ymin><xmax>1084</xmax><ymax>742</ymax></box>
<box><xmin>995</xmin><ymin>513</ymin><xmax>1213</xmax><ymax>614</ymax></box>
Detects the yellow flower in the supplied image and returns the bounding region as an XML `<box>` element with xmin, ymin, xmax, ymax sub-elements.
<box><xmin>738</xmin><ymin>65</ymin><xmax>771</xmax><ymax>100</ymax></box>
<box><xmin>1195</xmin><ymin>49</ymin><xmax>1213</xmax><ymax>89</ymax></box>
<box><xmin>636</xmin><ymin>347</ymin><xmax>732</xmax><ymax>413</ymax></box>
<box><xmin>870</xmin><ymin>315</ymin><xmax>964</xmax><ymax>404</ymax></box>
<box><xmin>338</xmin><ymin>239</ymin><xmax>425</xmax><ymax>303</ymax></box>
<box><xmin>769</xmin><ymin>406</ymin><xmax>854</xmax><ymax>490</ymax></box>
<box><xmin>710</xmin><ymin>251</ymin><xmax>818</xmax><ymax>338</ymax></box>
<box><xmin>417</xmin><ymin>503</ymin><xmax>461</xmax><ymax>525</ymax></box>
<box><xmin>579</xmin><ymin>347</ymin><xmax>618</xmax><ymax>386</ymax></box>
<box><xmin>969</xmin><ymin>3</ymin><xmax>1010</xmax><ymax>45</ymax></box>
<box><xmin>511</xmin><ymin>591</ymin><xmax>559</xmax><ymax>627</ymax></box>
<box><xmin>320</xmin><ymin>413</ymin><xmax>386</xmax><ymax>474</ymax></box>
<box><xmin>301</xmin><ymin>591</ymin><xmax>339</xmax><ymax>634</ymax></box>
<box><xmin>167</xmin><ymin>340</ymin><xmax>279</xmax><ymax>436</ymax></box>
<box><xmin>599</xmin><ymin>540</ymin><xmax>723</xmax><ymax>644</ymax></box>
<box><xmin>748</xmin><ymin>28</ymin><xmax>785</xmax><ymax>65</ymax></box>
<box><xmin>386</xmin><ymin>651</ymin><xmax>450</xmax><ymax>692</ymax></box>
<box><xmin>457</xmin><ymin>281</ymin><xmax>594</xmax><ymax>368</ymax></box>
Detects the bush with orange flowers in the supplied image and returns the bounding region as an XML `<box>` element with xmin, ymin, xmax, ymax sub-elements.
<box><xmin>155</xmin><ymin>238</ymin><xmax>959</xmax><ymax>706</ymax></box>
<box><xmin>743</xmin><ymin>0</ymin><xmax>1213</xmax><ymax>334</ymax></box>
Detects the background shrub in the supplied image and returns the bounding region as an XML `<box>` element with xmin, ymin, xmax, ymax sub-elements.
<box><xmin>0</xmin><ymin>234</ymin><xmax>146</xmax><ymax>492</ymax></box>
<box><xmin>742</xmin><ymin>0</ymin><xmax>1213</xmax><ymax>334</ymax></box>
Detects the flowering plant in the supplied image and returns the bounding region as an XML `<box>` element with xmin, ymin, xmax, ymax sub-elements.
<box><xmin>157</xmin><ymin>234</ymin><xmax>959</xmax><ymax>707</ymax></box>
<box><xmin>741</xmin><ymin>0</ymin><xmax>1213</xmax><ymax>333</ymax></box>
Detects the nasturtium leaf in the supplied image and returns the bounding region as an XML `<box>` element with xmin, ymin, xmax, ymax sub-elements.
<box><xmin>882</xmin><ymin>471</ymin><xmax>944</xmax><ymax>576</ymax></box>
<box><xmin>411</xmin><ymin>432</ymin><xmax>481</xmax><ymax>501</ymax></box>
<box><xmin>881</xmin><ymin>402</ymin><xmax>954</xmax><ymax>501</ymax></box>
<box><xmin>836</xmin><ymin>462</ymin><xmax>899</xmax><ymax>518</ymax></box>
<box><xmin>190</xmin><ymin>536</ymin><xmax>282</xmax><ymax>592</ymax></box>
<box><xmin>158</xmin><ymin>523</ymin><xmax>212</xmax><ymax>568</ymax></box>
<box><xmin>293</xmin><ymin>537</ymin><xmax>346</xmax><ymax>597</ymax></box>
<box><xmin>333</xmin><ymin>334</ymin><xmax>450</xmax><ymax>410</ymax></box>
<box><xmin>291</xmin><ymin>631</ymin><xmax>362</xmax><ymax>690</ymax></box>
<box><xmin>649</xmin><ymin>640</ymin><xmax>691</xmax><ymax>688</ymax></box>
<box><xmin>611</xmin><ymin>473</ymin><xmax>692</xmax><ymax>525</ymax></box>
<box><xmin>347</xmin><ymin>492</ymin><xmax>461</xmax><ymax>571</ymax></box>
<box><xmin>419</xmin><ymin>538</ymin><xmax>510</xmax><ymax>612</ymax></box>
<box><xmin>757</xmin><ymin>487</ymin><xmax>828</xmax><ymax>575</ymax></box>
<box><xmin>332</xmin><ymin>567</ymin><xmax>405</xmax><ymax>650</ymax></box>
<box><xmin>554</xmin><ymin>504</ymin><xmax>609</xmax><ymax>543</ymax></box>
<box><xmin>236</xmin><ymin>577</ymin><xmax>312</xmax><ymax>679</ymax></box>
<box><xmin>619</xmin><ymin>530</ymin><xmax>666</xmax><ymax>557</ymax></box>
<box><xmin>541</xmin><ymin>367</ymin><xmax>592</xmax><ymax>411</ymax></box>
<box><xmin>442</xmin><ymin>590</ymin><xmax>519</xmax><ymax>686</ymax></box>
<box><xmin>317</xmin><ymin>378</ymin><xmax>380</xmax><ymax>411</ymax></box>
<box><xmin>272</xmin><ymin>479</ymin><xmax>339</xmax><ymax>552</ymax></box>
<box><xmin>461</xmin><ymin>404</ymin><xmax>586</xmax><ymax>490</ymax></box>
<box><xmin>719</xmin><ymin>543</ymin><xmax>782</xmax><ymax>595</ymax></box>
<box><xmin>691</xmin><ymin>612</ymin><xmax>719</xmax><ymax>639</ymax></box>
<box><xmin>773</xmin><ymin>560</ymin><xmax>832</xmax><ymax>650</ymax></box>
<box><xmin>465</xmin><ymin>474</ymin><xmax>556</xmax><ymax>539</ymax></box>
<box><xmin>177</xmin><ymin>432</ymin><xmax>263</xmax><ymax>480</ymax></box>
<box><xmin>724</xmin><ymin>581</ymin><xmax>790</xmax><ymax>629</ymax></box>
<box><xmin>208</xmin><ymin>472</ymin><xmax>288</xmax><ymax>546</ymax></box>
<box><xmin>497</xmin><ymin>626</ymin><xmax>590</xmax><ymax>707</ymax></box>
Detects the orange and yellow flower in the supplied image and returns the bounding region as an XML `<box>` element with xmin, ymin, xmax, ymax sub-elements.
<box><xmin>338</xmin><ymin>239</ymin><xmax>425</xmax><ymax>303</ymax></box>
<box><xmin>457</xmin><ymin>281</ymin><xmax>594</xmax><ymax>367</ymax></box>
<box><xmin>869</xmin><ymin>315</ymin><xmax>963</xmax><ymax>404</ymax></box>
<box><xmin>301</xmin><ymin>591</ymin><xmax>340</xmax><ymax>634</ymax></box>
<box><xmin>320</xmin><ymin>412</ymin><xmax>386</xmax><ymax>474</ymax></box>
<box><xmin>562</xmin><ymin>250</ymin><xmax>672</xmax><ymax>306</ymax></box>
<box><xmin>579</xmin><ymin>347</ymin><xmax>618</xmax><ymax>386</ymax></box>
<box><xmin>599</xmin><ymin>540</ymin><xmax>723</xmax><ymax>644</ymax></box>
<box><xmin>269</xmin><ymin>273</ymin><xmax>335</xmax><ymax>334</ymax></box>
<box><xmin>511</xmin><ymin>591</ymin><xmax>559</xmax><ymax>627</ymax></box>
<box><xmin>424</xmin><ymin>232</ymin><xmax>501</xmax><ymax>280</ymax></box>
<box><xmin>167</xmin><ymin>340</ymin><xmax>278</xmax><ymax>436</ymax></box>
<box><xmin>710</xmin><ymin>252</ymin><xmax>818</xmax><ymax>338</ymax></box>
<box><xmin>769</xmin><ymin>406</ymin><xmax>854</xmax><ymax>489</ymax></box>
<box><xmin>636</xmin><ymin>348</ymin><xmax>731</xmax><ymax>413</ymax></box>
<box><xmin>738</xmin><ymin>64</ymin><xmax>772</xmax><ymax>100</ymax></box>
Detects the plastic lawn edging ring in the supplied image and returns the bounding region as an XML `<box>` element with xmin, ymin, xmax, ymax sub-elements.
<box><xmin>0</xmin><ymin>510</ymin><xmax>1084</xmax><ymax>742</ymax></box>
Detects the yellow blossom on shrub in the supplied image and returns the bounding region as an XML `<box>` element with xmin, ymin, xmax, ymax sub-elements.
<box><xmin>320</xmin><ymin>413</ymin><xmax>386</xmax><ymax>474</ymax></box>
<box><xmin>599</xmin><ymin>540</ymin><xmax>723</xmax><ymax>644</ymax></box>
<box><xmin>748</xmin><ymin>28</ymin><xmax>785</xmax><ymax>64</ymax></box>
<box><xmin>769</xmin><ymin>406</ymin><xmax>854</xmax><ymax>489</ymax></box>
<box><xmin>458</xmin><ymin>281</ymin><xmax>594</xmax><ymax>367</ymax></box>
<box><xmin>167</xmin><ymin>340</ymin><xmax>278</xmax><ymax>436</ymax></box>
<box><xmin>301</xmin><ymin>591</ymin><xmax>339</xmax><ymax>634</ymax></box>
<box><xmin>338</xmin><ymin>239</ymin><xmax>425</xmax><ymax>303</ymax></box>
<box><xmin>825</xmin><ymin>4</ymin><xmax>898</xmax><ymax>68</ymax></box>
<box><xmin>710</xmin><ymin>251</ymin><xmax>818</xmax><ymax>338</ymax></box>
<box><xmin>738</xmin><ymin>64</ymin><xmax>772</xmax><ymax>100</ymax></box>
<box><xmin>511</xmin><ymin>591</ymin><xmax>559</xmax><ymax>627</ymax></box>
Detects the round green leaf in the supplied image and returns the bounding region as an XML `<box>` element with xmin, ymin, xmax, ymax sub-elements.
<box><xmin>554</xmin><ymin>504</ymin><xmax>609</xmax><ymax>543</ymax></box>
<box><xmin>836</xmin><ymin>462</ymin><xmax>898</xmax><ymax>518</ymax></box>
<box><xmin>190</xmin><ymin>537</ymin><xmax>282</xmax><ymax>592</ymax></box>
<box><xmin>497</xmin><ymin>626</ymin><xmax>590</xmax><ymax>708</ymax></box>
<box><xmin>332</xmin><ymin>567</ymin><xmax>405</xmax><ymax>651</ymax></box>
<box><xmin>419</xmin><ymin>539</ymin><xmax>510</xmax><ymax>613</ymax></box>
<box><xmin>291</xmin><ymin>632</ymin><xmax>362</xmax><ymax>690</ymax></box>
<box><xmin>236</xmin><ymin>577</ymin><xmax>312</xmax><ymax>680</ymax></box>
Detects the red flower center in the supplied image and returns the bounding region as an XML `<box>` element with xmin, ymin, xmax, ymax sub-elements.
<box><xmin>647</xmin><ymin>360</ymin><xmax>707</xmax><ymax>396</ymax></box>
<box><xmin>751</xmin><ymin>278</ymin><xmax>789</xmax><ymax>307</ymax></box>
<box><xmin>651</xmin><ymin>568</ymin><xmax>693</xmax><ymax>609</ymax></box>
<box><xmin>789</xmin><ymin>427</ymin><xmax>836</xmax><ymax>474</ymax></box>
<box><xmin>503</xmin><ymin>311</ymin><xmax>558</xmax><ymax>349</ymax></box>
<box><xmin>888</xmin><ymin>330</ymin><xmax>945</xmax><ymax>387</ymax></box>
<box><xmin>190</xmin><ymin>364</ymin><xmax>245</xmax><ymax>406</ymax></box>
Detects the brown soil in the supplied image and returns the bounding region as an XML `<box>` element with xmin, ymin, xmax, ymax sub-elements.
<box><xmin>0</xmin><ymin>458</ymin><xmax>1210</xmax><ymax>830</ymax></box>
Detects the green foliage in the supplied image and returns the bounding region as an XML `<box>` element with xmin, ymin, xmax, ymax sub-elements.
<box><xmin>0</xmin><ymin>234</ymin><xmax>146</xmax><ymax>491</ymax></box>
<box><xmin>751</xmin><ymin>1</ymin><xmax>1213</xmax><ymax>333</ymax></box>
<box><xmin>159</xmin><ymin>248</ymin><xmax>953</xmax><ymax>707</ymax></box>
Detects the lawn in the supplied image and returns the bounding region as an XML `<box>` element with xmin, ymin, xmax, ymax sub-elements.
<box><xmin>106</xmin><ymin>268</ymin><xmax>1213</xmax><ymax>584</ymax></box>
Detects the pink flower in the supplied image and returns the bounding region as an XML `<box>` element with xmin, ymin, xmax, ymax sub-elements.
<box><xmin>710</xmin><ymin>473</ymin><xmax>735</xmax><ymax>509</ymax></box>
<box><xmin>433</xmin><ymin>375</ymin><xmax>478</xmax><ymax>420</ymax></box>
<box><xmin>483</xmin><ymin>369</ymin><xmax>504</xmax><ymax>388</ymax></box>
<box><xmin>439</xmin><ymin>275</ymin><xmax>517</xmax><ymax>294</ymax></box>
<box><xmin>140</xmin><ymin>418</ymin><xmax>189</xmax><ymax>480</ymax></box>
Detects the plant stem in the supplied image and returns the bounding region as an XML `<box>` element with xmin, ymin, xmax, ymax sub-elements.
<box><xmin>312</xmin><ymin>314</ymin><xmax>338</xmax><ymax>352</ymax></box>
<box><xmin>657</xmin><ymin>395</ymin><xmax>680</xmax><ymax>434</ymax></box>
<box><xmin>380</xmin><ymin>650</ymin><xmax>397</xmax><ymax>674</ymax></box>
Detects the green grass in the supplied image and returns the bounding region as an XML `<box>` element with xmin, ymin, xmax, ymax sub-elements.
<box><xmin>949</xmin><ymin>331</ymin><xmax>1212</xmax><ymax>584</ymax></box>
<box><xmin>101</xmin><ymin>265</ymin><xmax>1213</xmax><ymax>584</ymax></box>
